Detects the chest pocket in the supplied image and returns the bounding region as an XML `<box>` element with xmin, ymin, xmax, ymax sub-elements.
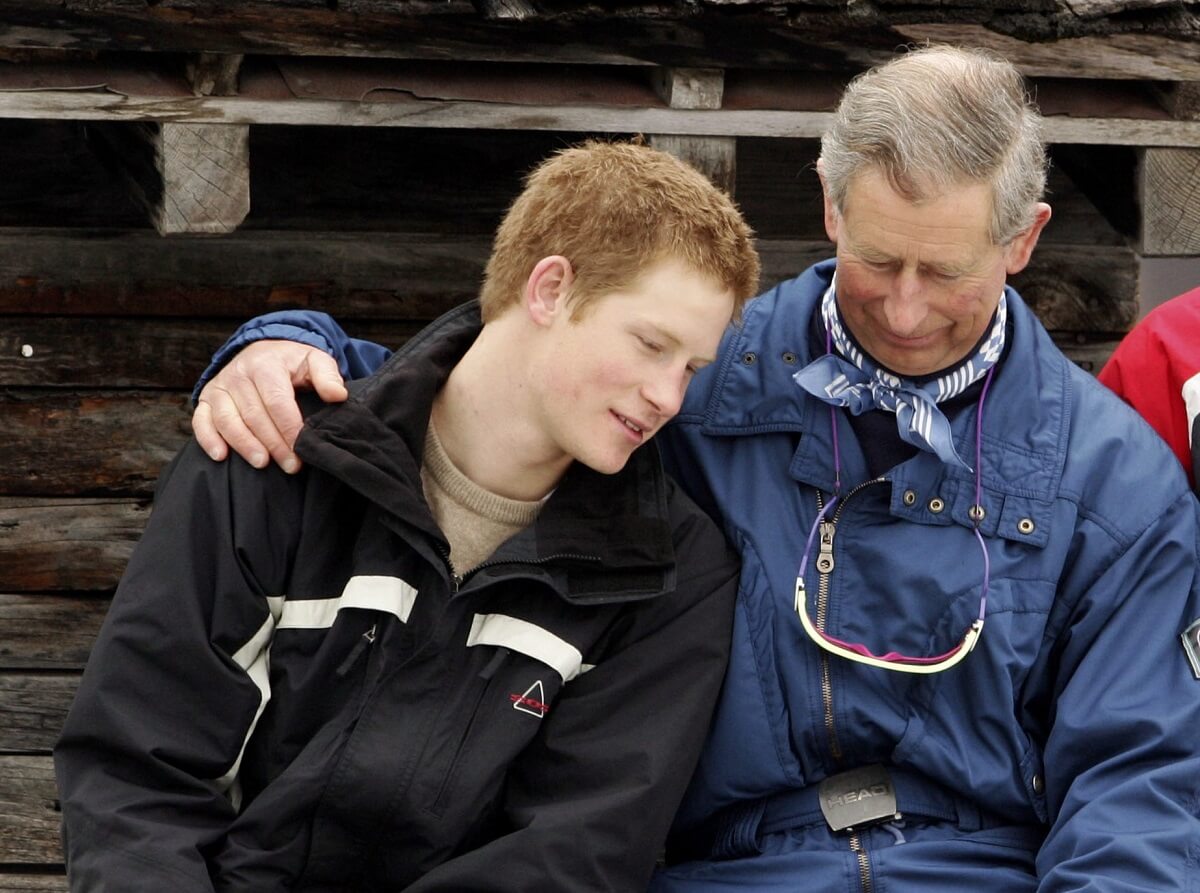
<box><xmin>422</xmin><ymin>612</ymin><xmax>592</xmax><ymax>820</ymax></box>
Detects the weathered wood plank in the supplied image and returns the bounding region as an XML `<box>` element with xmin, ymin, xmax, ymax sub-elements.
<box><xmin>0</xmin><ymin>2</ymin><xmax>1192</xmax><ymax>80</ymax></box>
<box><xmin>0</xmin><ymin>674</ymin><xmax>75</xmax><ymax>754</ymax></box>
<box><xmin>158</xmin><ymin>122</ymin><xmax>251</xmax><ymax>235</ymax></box>
<box><xmin>0</xmin><ymin>90</ymin><xmax>1196</xmax><ymax>146</ymax></box>
<box><xmin>0</xmin><ymin>875</ymin><xmax>66</xmax><ymax>892</ymax></box>
<box><xmin>1156</xmin><ymin>82</ymin><xmax>1200</xmax><ymax>121</ymax></box>
<box><xmin>0</xmin><ymin>391</ymin><xmax>188</xmax><ymax>495</ymax></box>
<box><xmin>1010</xmin><ymin>244</ymin><xmax>1140</xmax><ymax>333</ymax></box>
<box><xmin>1139</xmin><ymin>147</ymin><xmax>1200</xmax><ymax>255</ymax></box>
<box><xmin>90</xmin><ymin>121</ymin><xmax>251</xmax><ymax>235</ymax></box>
<box><xmin>652</xmin><ymin>67</ymin><xmax>724</xmax><ymax>110</ymax></box>
<box><xmin>187</xmin><ymin>52</ymin><xmax>244</xmax><ymax>97</ymax></box>
<box><xmin>0</xmin><ymin>322</ymin><xmax>228</xmax><ymax>389</ymax></box>
<box><xmin>0</xmin><ymin>594</ymin><xmax>107</xmax><ymax>671</ymax></box>
<box><xmin>0</xmin><ymin>319</ymin><xmax>421</xmax><ymax>388</ymax></box>
<box><xmin>649</xmin><ymin>134</ymin><xmax>737</xmax><ymax>194</ymax></box>
<box><xmin>0</xmin><ymin>755</ymin><xmax>62</xmax><ymax>866</ymax></box>
<box><xmin>893</xmin><ymin>25</ymin><xmax>1200</xmax><ymax>81</ymax></box>
<box><xmin>0</xmin><ymin>229</ymin><xmax>490</xmax><ymax>318</ymax></box>
<box><xmin>650</xmin><ymin>67</ymin><xmax>736</xmax><ymax>192</ymax></box>
<box><xmin>0</xmin><ymin>498</ymin><xmax>148</xmax><ymax>593</ymax></box>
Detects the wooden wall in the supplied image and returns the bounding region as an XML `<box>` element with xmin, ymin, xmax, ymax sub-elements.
<box><xmin>0</xmin><ymin>2</ymin><xmax>1196</xmax><ymax>886</ymax></box>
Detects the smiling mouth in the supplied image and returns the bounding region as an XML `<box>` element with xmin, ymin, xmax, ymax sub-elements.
<box><xmin>615</xmin><ymin>412</ymin><xmax>647</xmax><ymax>437</ymax></box>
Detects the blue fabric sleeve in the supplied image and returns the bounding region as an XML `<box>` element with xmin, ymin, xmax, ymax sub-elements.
<box><xmin>192</xmin><ymin>311</ymin><xmax>393</xmax><ymax>404</ymax></box>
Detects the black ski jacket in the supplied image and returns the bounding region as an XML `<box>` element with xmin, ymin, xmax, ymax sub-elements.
<box><xmin>55</xmin><ymin>303</ymin><xmax>739</xmax><ymax>892</ymax></box>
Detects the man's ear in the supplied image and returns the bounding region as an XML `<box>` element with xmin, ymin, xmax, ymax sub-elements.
<box><xmin>524</xmin><ymin>255</ymin><xmax>575</xmax><ymax>327</ymax></box>
<box><xmin>1004</xmin><ymin>202</ymin><xmax>1052</xmax><ymax>275</ymax></box>
<box><xmin>817</xmin><ymin>160</ymin><xmax>841</xmax><ymax>245</ymax></box>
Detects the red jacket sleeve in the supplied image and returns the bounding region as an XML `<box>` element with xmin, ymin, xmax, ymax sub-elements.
<box><xmin>1098</xmin><ymin>286</ymin><xmax>1200</xmax><ymax>489</ymax></box>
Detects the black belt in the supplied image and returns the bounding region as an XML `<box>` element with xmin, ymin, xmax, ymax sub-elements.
<box><xmin>673</xmin><ymin>765</ymin><xmax>1013</xmax><ymax>863</ymax></box>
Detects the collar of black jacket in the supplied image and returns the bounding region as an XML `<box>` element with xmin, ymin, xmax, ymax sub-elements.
<box><xmin>294</xmin><ymin>302</ymin><xmax>679</xmax><ymax>605</ymax></box>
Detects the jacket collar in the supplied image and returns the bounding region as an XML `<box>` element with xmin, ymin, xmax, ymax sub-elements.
<box><xmin>688</xmin><ymin>260</ymin><xmax>1071</xmax><ymax>543</ymax></box>
<box><xmin>295</xmin><ymin>302</ymin><xmax>678</xmax><ymax>604</ymax></box>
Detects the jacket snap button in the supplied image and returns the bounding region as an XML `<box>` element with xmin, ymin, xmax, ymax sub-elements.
<box><xmin>742</xmin><ymin>351</ymin><xmax>757</xmax><ymax>365</ymax></box>
<box><xmin>1018</xmin><ymin>517</ymin><xmax>1036</xmax><ymax>534</ymax></box>
<box><xmin>782</xmin><ymin>351</ymin><xmax>798</xmax><ymax>365</ymax></box>
<box><xmin>1032</xmin><ymin>774</ymin><xmax>1044</xmax><ymax>795</ymax></box>
<box><xmin>928</xmin><ymin>497</ymin><xmax>945</xmax><ymax>513</ymax></box>
<box><xmin>903</xmin><ymin>489</ymin><xmax>917</xmax><ymax>506</ymax></box>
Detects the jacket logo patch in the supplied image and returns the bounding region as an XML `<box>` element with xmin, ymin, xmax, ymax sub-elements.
<box><xmin>510</xmin><ymin>679</ymin><xmax>550</xmax><ymax>718</ymax></box>
<box><xmin>1182</xmin><ymin>618</ymin><xmax>1200</xmax><ymax>679</ymax></box>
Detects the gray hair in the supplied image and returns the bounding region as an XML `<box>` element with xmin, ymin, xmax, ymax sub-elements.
<box><xmin>819</xmin><ymin>45</ymin><xmax>1048</xmax><ymax>245</ymax></box>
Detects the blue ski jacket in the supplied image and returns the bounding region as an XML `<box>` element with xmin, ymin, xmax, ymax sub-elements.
<box><xmin>201</xmin><ymin>259</ymin><xmax>1200</xmax><ymax>891</ymax></box>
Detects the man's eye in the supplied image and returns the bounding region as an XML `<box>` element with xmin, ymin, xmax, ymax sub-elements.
<box><xmin>638</xmin><ymin>336</ymin><xmax>663</xmax><ymax>353</ymax></box>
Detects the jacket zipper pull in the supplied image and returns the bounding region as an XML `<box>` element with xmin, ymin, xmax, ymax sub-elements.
<box><xmin>480</xmin><ymin>647</ymin><xmax>511</xmax><ymax>680</ymax></box>
<box><xmin>816</xmin><ymin>521</ymin><xmax>836</xmax><ymax>573</ymax></box>
<box><xmin>337</xmin><ymin>623</ymin><xmax>377</xmax><ymax>677</ymax></box>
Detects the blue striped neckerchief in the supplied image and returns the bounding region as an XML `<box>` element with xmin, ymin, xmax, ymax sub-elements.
<box><xmin>793</xmin><ymin>275</ymin><xmax>1006</xmax><ymax>472</ymax></box>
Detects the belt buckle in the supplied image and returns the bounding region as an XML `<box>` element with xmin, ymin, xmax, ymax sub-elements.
<box><xmin>818</xmin><ymin>765</ymin><xmax>902</xmax><ymax>832</ymax></box>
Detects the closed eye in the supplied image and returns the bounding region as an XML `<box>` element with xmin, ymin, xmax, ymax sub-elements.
<box><xmin>637</xmin><ymin>335</ymin><xmax>663</xmax><ymax>354</ymax></box>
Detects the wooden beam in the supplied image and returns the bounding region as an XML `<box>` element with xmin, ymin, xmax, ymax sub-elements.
<box><xmin>87</xmin><ymin>122</ymin><xmax>250</xmax><ymax>235</ymax></box>
<box><xmin>0</xmin><ymin>756</ymin><xmax>63</xmax><ymax>867</ymax></box>
<box><xmin>0</xmin><ymin>875</ymin><xmax>66</xmax><ymax>892</ymax></box>
<box><xmin>0</xmin><ymin>594</ymin><xmax>107</xmax><ymax>670</ymax></box>
<box><xmin>0</xmin><ymin>3</ymin><xmax>1191</xmax><ymax>80</ymax></box>
<box><xmin>185</xmin><ymin>52</ymin><xmax>244</xmax><ymax>97</ymax></box>
<box><xmin>0</xmin><ymin>391</ymin><xmax>189</xmax><ymax>495</ymax></box>
<box><xmin>649</xmin><ymin>133</ymin><xmax>737</xmax><ymax>193</ymax></box>
<box><xmin>0</xmin><ymin>229</ymin><xmax>491</xmax><ymax>318</ymax></box>
<box><xmin>0</xmin><ymin>498</ymin><xmax>148</xmax><ymax>593</ymax></box>
<box><xmin>649</xmin><ymin>67</ymin><xmax>736</xmax><ymax>192</ymax></box>
<box><xmin>479</xmin><ymin>0</ymin><xmax>536</xmax><ymax>19</ymax></box>
<box><xmin>1153</xmin><ymin>82</ymin><xmax>1200</xmax><ymax>121</ymax></box>
<box><xmin>652</xmin><ymin>67</ymin><xmax>724</xmax><ymax>110</ymax></box>
<box><xmin>0</xmin><ymin>318</ymin><xmax>422</xmax><ymax>388</ymax></box>
<box><xmin>0</xmin><ymin>88</ymin><xmax>1183</xmax><ymax>145</ymax></box>
<box><xmin>1139</xmin><ymin>147</ymin><xmax>1200</xmax><ymax>255</ymax></box>
<box><xmin>0</xmin><ymin>674</ymin><xmax>75</xmax><ymax>754</ymax></box>
<box><xmin>893</xmin><ymin>25</ymin><xmax>1200</xmax><ymax>81</ymax></box>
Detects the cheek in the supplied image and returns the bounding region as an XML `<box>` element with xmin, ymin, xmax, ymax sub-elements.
<box><xmin>941</xmin><ymin>279</ymin><xmax>997</xmax><ymax>323</ymax></box>
<box><xmin>834</xmin><ymin>265</ymin><xmax>886</xmax><ymax>309</ymax></box>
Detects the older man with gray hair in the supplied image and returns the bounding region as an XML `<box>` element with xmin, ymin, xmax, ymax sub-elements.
<box><xmin>188</xmin><ymin>45</ymin><xmax>1200</xmax><ymax>891</ymax></box>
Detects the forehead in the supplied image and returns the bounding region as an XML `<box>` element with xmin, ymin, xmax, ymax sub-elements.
<box><xmin>840</xmin><ymin>170</ymin><xmax>995</xmax><ymax>260</ymax></box>
<box><xmin>586</xmin><ymin>258</ymin><xmax>734</xmax><ymax>339</ymax></box>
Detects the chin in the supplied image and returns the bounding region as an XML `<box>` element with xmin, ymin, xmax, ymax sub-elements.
<box><xmin>578</xmin><ymin>450</ymin><xmax>634</xmax><ymax>476</ymax></box>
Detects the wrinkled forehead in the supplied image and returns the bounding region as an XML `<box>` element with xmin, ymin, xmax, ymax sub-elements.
<box><xmin>841</xmin><ymin>171</ymin><xmax>997</xmax><ymax>256</ymax></box>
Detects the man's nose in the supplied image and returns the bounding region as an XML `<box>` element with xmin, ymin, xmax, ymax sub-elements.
<box><xmin>883</xmin><ymin>270</ymin><xmax>928</xmax><ymax>336</ymax></box>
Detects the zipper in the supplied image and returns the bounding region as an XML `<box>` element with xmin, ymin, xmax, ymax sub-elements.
<box><xmin>430</xmin><ymin>646</ymin><xmax>512</xmax><ymax>811</ymax></box>
<box><xmin>451</xmin><ymin>552</ymin><xmax>603</xmax><ymax>591</ymax></box>
<box><xmin>849</xmin><ymin>831</ymin><xmax>874</xmax><ymax>893</ymax></box>
<box><xmin>335</xmin><ymin>622</ymin><xmax>377</xmax><ymax>677</ymax></box>
<box><xmin>813</xmin><ymin>478</ymin><xmax>886</xmax><ymax>893</ymax></box>
<box><xmin>812</xmin><ymin>478</ymin><xmax>885</xmax><ymax>765</ymax></box>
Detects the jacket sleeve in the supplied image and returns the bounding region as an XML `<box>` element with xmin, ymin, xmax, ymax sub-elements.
<box><xmin>1035</xmin><ymin>489</ymin><xmax>1200</xmax><ymax>889</ymax></box>
<box><xmin>405</xmin><ymin>500</ymin><xmax>740</xmax><ymax>893</ymax></box>
<box><xmin>191</xmin><ymin>310</ymin><xmax>392</xmax><ymax>403</ymax></box>
<box><xmin>54</xmin><ymin>441</ymin><xmax>302</xmax><ymax>892</ymax></box>
<box><xmin>1097</xmin><ymin>296</ymin><xmax>1200</xmax><ymax>489</ymax></box>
